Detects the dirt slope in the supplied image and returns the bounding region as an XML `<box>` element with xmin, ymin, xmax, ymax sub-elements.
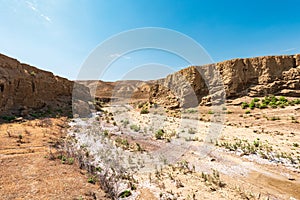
<box><xmin>0</xmin><ymin>118</ymin><xmax>109</xmax><ymax>200</ymax></box>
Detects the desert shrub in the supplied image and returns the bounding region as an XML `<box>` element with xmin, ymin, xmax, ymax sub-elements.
<box><xmin>1</xmin><ymin>115</ymin><xmax>16</xmax><ymax>121</ymax></box>
<box><xmin>268</xmin><ymin>101</ymin><xmax>277</xmax><ymax>108</ymax></box>
<box><xmin>155</xmin><ymin>129</ymin><xmax>164</xmax><ymax>139</ymax></box>
<box><xmin>188</xmin><ymin>128</ymin><xmax>196</xmax><ymax>134</ymax></box>
<box><xmin>103</xmin><ymin>130</ymin><xmax>109</xmax><ymax>136</ymax></box>
<box><xmin>253</xmin><ymin>139</ymin><xmax>260</xmax><ymax>147</ymax></box>
<box><xmin>95</xmin><ymin>166</ymin><xmax>102</xmax><ymax>172</ymax></box>
<box><xmin>208</xmin><ymin>110</ymin><xmax>214</xmax><ymax>114</ymax></box>
<box><xmin>115</xmin><ymin>137</ymin><xmax>129</xmax><ymax>149</ymax></box>
<box><xmin>118</xmin><ymin>190</ymin><xmax>132</xmax><ymax>198</ymax></box>
<box><xmin>259</xmin><ymin>103</ymin><xmax>268</xmax><ymax>109</ymax></box>
<box><xmin>87</xmin><ymin>176</ymin><xmax>96</xmax><ymax>184</ymax></box>
<box><xmin>270</xmin><ymin>116</ymin><xmax>280</xmax><ymax>121</ymax></box>
<box><xmin>68</xmin><ymin>157</ymin><xmax>75</xmax><ymax>165</ymax></box>
<box><xmin>130</xmin><ymin>124</ymin><xmax>140</xmax><ymax>132</ymax></box>
<box><xmin>292</xmin><ymin>99</ymin><xmax>300</xmax><ymax>104</ymax></box>
<box><xmin>140</xmin><ymin>108</ymin><xmax>149</xmax><ymax>114</ymax></box>
<box><xmin>122</xmin><ymin>119</ymin><xmax>129</xmax><ymax>127</ymax></box>
<box><xmin>279</xmin><ymin>96</ymin><xmax>288</xmax><ymax>102</ymax></box>
<box><xmin>138</xmin><ymin>102</ymin><xmax>147</xmax><ymax>108</ymax></box>
<box><xmin>270</xmin><ymin>95</ymin><xmax>278</xmax><ymax>103</ymax></box>
<box><xmin>245</xmin><ymin>110</ymin><xmax>251</xmax><ymax>114</ymax></box>
<box><xmin>249</xmin><ymin>101</ymin><xmax>255</xmax><ymax>110</ymax></box>
<box><xmin>185</xmin><ymin>109</ymin><xmax>197</xmax><ymax>113</ymax></box>
<box><xmin>262</xmin><ymin>98</ymin><xmax>270</xmax><ymax>105</ymax></box>
<box><xmin>253</xmin><ymin>98</ymin><xmax>260</xmax><ymax>102</ymax></box>
<box><xmin>241</xmin><ymin>102</ymin><xmax>249</xmax><ymax>109</ymax></box>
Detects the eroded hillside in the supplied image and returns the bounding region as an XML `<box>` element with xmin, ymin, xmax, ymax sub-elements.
<box><xmin>0</xmin><ymin>54</ymin><xmax>91</xmax><ymax>120</ymax></box>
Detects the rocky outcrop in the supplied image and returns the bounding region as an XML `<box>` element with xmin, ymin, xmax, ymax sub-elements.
<box><xmin>149</xmin><ymin>54</ymin><xmax>300</xmax><ymax>108</ymax></box>
<box><xmin>0</xmin><ymin>54</ymin><xmax>91</xmax><ymax>118</ymax></box>
<box><xmin>79</xmin><ymin>80</ymin><xmax>154</xmax><ymax>102</ymax></box>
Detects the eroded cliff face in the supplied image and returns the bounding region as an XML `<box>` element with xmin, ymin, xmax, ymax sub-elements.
<box><xmin>149</xmin><ymin>54</ymin><xmax>300</xmax><ymax>108</ymax></box>
<box><xmin>79</xmin><ymin>80</ymin><xmax>154</xmax><ymax>103</ymax></box>
<box><xmin>0</xmin><ymin>54</ymin><xmax>91</xmax><ymax>118</ymax></box>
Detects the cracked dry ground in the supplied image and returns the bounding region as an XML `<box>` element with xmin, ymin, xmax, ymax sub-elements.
<box><xmin>0</xmin><ymin>118</ymin><xmax>109</xmax><ymax>200</ymax></box>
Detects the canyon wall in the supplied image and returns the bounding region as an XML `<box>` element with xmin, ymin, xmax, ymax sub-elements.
<box><xmin>0</xmin><ymin>54</ymin><xmax>91</xmax><ymax>118</ymax></box>
<box><xmin>149</xmin><ymin>55</ymin><xmax>300</xmax><ymax>108</ymax></box>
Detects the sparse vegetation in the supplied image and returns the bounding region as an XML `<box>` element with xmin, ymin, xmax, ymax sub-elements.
<box><xmin>87</xmin><ymin>176</ymin><xmax>96</xmax><ymax>184</ymax></box>
<box><xmin>130</xmin><ymin>124</ymin><xmax>140</xmax><ymax>132</ymax></box>
<box><xmin>241</xmin><ymin>96</ymin><xmax>300</xmax><ymax>110</ymax></box>
<box><xmin>208</xmin><ymin>110</ymin><xmax>214</xmax><ymax>114</ymax></box>
<box><xmin>188</xmin><ymin>127</ymin><xmax>196</xmax><ymax>134</ymax></box>
<box><xmin>1</xmin><ymin>115</ymin><xmax>16</xmax><ymax>121</ymax></box>
<box><xmin>155</xmin><ymin>129</ymin><xmax>164</xmax><ymax>140</ymax></box>
<box><xmin>115</xmin><ymin>137</ymin><xmax>129</xmax><ymax>149</ymax></box>
<box><xmin>118</xmin><ymin>190</ymin><xmax>132</xmax><ymax>198</ymax></box>
<box><xmin>121</xmin><ymin>119</ymin><xmax>129</xmax><ymax>127</ymax></box>
<box><xmin>140</xmin><ymin>108</ymin><xmax>149</xmax><ymax>114</ymax></box>
<box><xmin>184</xmin><ymin>109</ymin><xmax>197</xmax><ymax>114</ymax></box>
<box><xmin>269</xmin><ymin>116</ymin><xmax>280</xmax><ymax>121</ymax></box>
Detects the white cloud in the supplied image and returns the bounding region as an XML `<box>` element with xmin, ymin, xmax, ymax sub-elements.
<box><xmin>280</xmin><ymin>48</ymin><xmax>296</xmax><ymax>53</ymax></box>
<box><xmin>25</xmin><ymin>1</ymin><xmax>52</xmax><ymax>23</ymax></box>
<box><xmin>110</xmin><ymin>53</ymin><xmax>131</xmax><ymax>60</ymax></box>
<box><xmin>41</xmin><ymin>14</ymin><xmax>52</xmax><ymax>23</ymax></box>
<box><xmin>25</xmin><ymin>1</ymin><xmax>37</xmax><ymax>11</ymax></box>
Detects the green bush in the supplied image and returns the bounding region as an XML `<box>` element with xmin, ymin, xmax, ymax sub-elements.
<box><xmin>118</xmin><ymin>190</ymin><xmax>132</xmax><ymax>198</ymax></box>
<box><xmin>1</xmin><ymin>115</ymin><xmax>16</xmax><ymax>121</ymax></box>
<box><xmin>249</xmin><ymin>101</ymin><xmax>255</xmax><ymax>110</ymax></box>
<box><xmin>293</xmin><ymin>99</ymin><xmax>300</xmax><ymax>104</ymax></box>
<box><xmin>155</xmin><ymin>129</ymin><xmax>164</xmax><ymax>139</ymax></box>
<box><xmin>140</xmin><ymin>108</ymin><xmax>149</xmax><ymax>114</ymax></box>
<box><xmin>241</xmin><ymin>102</ymin><xmax>249</xmax><ymax>109</ymax></box>
<box><xmin>115</xmin><ymin>137</ymin><xmax>129</xmax><ymax>148</ymax></box>
<box><xmin>185</xmin><ymin>109</ymin><xmax>197</xmax><ymax>113</ymax></box>
<box><xmin>270</xmin><ymin>116</ymin><xmax>280</xmax><ymax>121</ymax></box>
<box><xmin>262</xmin><ymin>97</ymin><xmax>270</xmax><ymax>105</ymax></box>
<box><xmin>253</xmin><ymin>98</ymin><xmax>260</xmax><ymax>102</ymax></box>
<box><xmin>242</xmin><ymin>96</ymin><xmax>300</xmax><ymax>110</ymax></box>
<box><xmin>87</xmin><ymin>176</ymin><xmax>96</xmax><ymax>184</ymax></box>
<box><xmin>259</xmin><ymin>103</ymin><xmax>268</xmax><ymax>109</ymax></box>
<box><xmin>208</xmin><ymin>110</ymin><xmax>214</xmax><ymax>114</ymax></box>
<box><xmin>279</xmin><ymin>96</ymin><xmax>287</xmax><ymax>102</ymax></box>
<box><xmin>130</xmin><ymin>124</ymin><xmax>140</xmax><ymax>132</ymax></box>
<box><xmin>68</xmin><ymin>157</ymin><xmax>75</xmax><ymax>165</ymax></box>
<box><xmin>103</xmin><ymin>130</ymin><xmax>109</xmax><ymax>136</ymax></box>
<box><xmin>122</xmin><ymin>119</ymin><xmax>129</xmax><ymax>127</ymax></box>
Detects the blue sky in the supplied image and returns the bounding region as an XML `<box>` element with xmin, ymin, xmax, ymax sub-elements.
<box><xmin>1</xmin><ymin>0</ymin><xmax>300</xmax><ymax>81</ymax></box>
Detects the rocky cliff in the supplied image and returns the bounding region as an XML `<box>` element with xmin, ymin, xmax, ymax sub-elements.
<box><xmin>0</xmin><ymin>54</ymin><xmax>91</xmax><ymax>118</ymax></box>
<box><xmin>79</xmin><ymin>80</ymin><xmax>154</xmax><ymax>103</ymax></box>
<box><xmin>149</xmin><ymin>54</ymin><xmax>300</xmax><ymax>108</ymax></box>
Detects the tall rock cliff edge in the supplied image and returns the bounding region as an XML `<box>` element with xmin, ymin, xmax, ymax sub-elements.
<box><xmin>149</xmin><ymin>54</ymin><xmax>300</xmax><ymax>108</ymax></box>
<box><xmin>0</xmin><ymin>53</ymin><xmax>91</xmax><ymax>118</ymax></box>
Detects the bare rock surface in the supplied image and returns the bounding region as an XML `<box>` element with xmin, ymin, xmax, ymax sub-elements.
<box><xmin>149</xmin><ymin>54</ymin><xmax>300</xmax><ymax>108</ymax></box>
<box><xmin>0</xmin><ymin>54</ymin><xmax>91</xmax><ymax>118</ymax></box>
